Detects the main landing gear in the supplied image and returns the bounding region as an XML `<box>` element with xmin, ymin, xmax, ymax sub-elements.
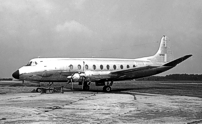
<box><xmin>103</xmin><ymin>81</ymin><xmax>113</xmax><ymax>92</ymax></box>
<box><xmin>103</xmin><ymin>86</ymin><xmax>111</xmax><ymax>92</ymax></box>
<box><xmin>81</xmin><ymin>81</ymin><xmax>113</xmax><ymax>92</ymax></box>
<box><xmin>82</xmin><ymin>81</ymin><xmax>113</xmax><ymax>92</ymax></box>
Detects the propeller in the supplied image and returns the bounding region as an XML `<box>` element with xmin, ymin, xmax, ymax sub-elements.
<box><xmin>66</xmin><ymin>61</ymin><xmax>87</xmax><ymax>90</ymax></box>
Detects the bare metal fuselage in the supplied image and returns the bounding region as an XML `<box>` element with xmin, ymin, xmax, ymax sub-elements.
<box><xmin>17</xmin><ymin>58</ymin><xmax>172</xmax><ymax>82</ymax></box>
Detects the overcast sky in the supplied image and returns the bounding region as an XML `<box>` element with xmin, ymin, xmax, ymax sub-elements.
<box><xmin>0</xmin><ymin>0</ymin><xmax>202</xmax><ymax>77</ymax></box>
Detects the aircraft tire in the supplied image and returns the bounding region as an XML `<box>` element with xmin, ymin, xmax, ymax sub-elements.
<box><xmin>36</xmin><ymin>88</ymin><xmax>39</xmax><ymax>92</ymax></box>
<box><xmin>49</xmin><ymin>89</ymin><xmax>54</xmax><ymax>93</ymax></box>
<box><xmin>103</xmin><ymin>86</ymin><xmax>111</xmax><ymax>92</ymax></box>
<box><xmin>36</xmin><ymin>88</ymin><xmax>42</xmax><ymax>93</ymax></box>
<box><xmin>86</xmin><ymin>86</ymin><xmax>89</xmax><ymax>91</ymax></box>
<box><xmin>83</xmin><ymin>85</ymin><xmax>90</xmax><ymax>91</ymax></box>
<box><xmin>103</xmin><ymin>86</ymin><xmax>106</xmax><ymax>91</ymax></box>
<box><xmin>40</xmin><ymin>88</ymin><xmax>46</xmax><ymax>94</ymax></box>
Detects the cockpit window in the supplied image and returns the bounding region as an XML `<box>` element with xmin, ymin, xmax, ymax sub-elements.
<box><xmin>33</xmin><ymin>61</ymin><xmax>37</xmax><ymax>66</ymax></box>
<box><xmin>26</xmin><ymin>61</ymin><xmax>37</xmax><ymax>66</ymax></box>
<box><xmin>26</xmin><ymin>61</ymin><xmax>31</xmax><ymax>66</ymax></box>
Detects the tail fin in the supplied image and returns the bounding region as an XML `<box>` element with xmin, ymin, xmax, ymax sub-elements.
<box><xmin>149</xmin><ymin>35</ymin><xmax>168</xmax><ymax>63</ymax></box>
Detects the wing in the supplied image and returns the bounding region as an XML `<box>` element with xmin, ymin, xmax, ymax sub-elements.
<box><xmin>110</xmin><ymin>65</ymin><xmax>158</xmax><ymax>75</ymax></box>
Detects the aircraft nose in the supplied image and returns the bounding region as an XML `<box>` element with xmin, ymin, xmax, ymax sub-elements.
<box><xmin>12</xmin><ymin>70</ymin><xmax>19</xmax><ymax>79</ymax></box>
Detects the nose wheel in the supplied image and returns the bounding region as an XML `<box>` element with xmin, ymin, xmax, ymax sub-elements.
<box><xmin>83</xmin><ymin>85</ymin><xmax>90</xmax><ymax>91</ymax></box>
<box><xmin>82</xmin><ymin>81</ymin><xmax>90</xmax><ymax>91</ymax></box>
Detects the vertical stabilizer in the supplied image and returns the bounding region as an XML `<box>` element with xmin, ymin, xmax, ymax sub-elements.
<box><xmin>150</xmin><ymin>36</ymin><xmax>167</xmax><ymax>63</ymax></box>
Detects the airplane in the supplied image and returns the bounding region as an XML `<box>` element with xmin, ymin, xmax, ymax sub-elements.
<box><xmin>12</xmin><ymin>36</ymin><xmax>192</xmax><ymax>92</ymax></box>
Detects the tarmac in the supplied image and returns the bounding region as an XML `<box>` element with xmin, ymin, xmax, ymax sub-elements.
<box><xmin>0</xmin><ymin>81</ymin><xmax>202</xmax><ymax>124</ymax></box>
<box><xmin>0</xmin><ymin>92</ymin><xmax>202</xmax><ymax>123</ymax></box>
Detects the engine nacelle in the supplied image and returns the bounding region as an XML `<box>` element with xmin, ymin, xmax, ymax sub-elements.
<box><xmin>71</xmin><ymin>73</ymin><xmax>85</xmax><ymax>82</ymax></box>
<box><xmin>67</xmin><ymin>71</ymin><xmax>102</xmax><ymax>82</ymax></box>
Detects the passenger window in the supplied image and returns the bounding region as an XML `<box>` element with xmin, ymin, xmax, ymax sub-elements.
<box><xmin>85</xmin><ymin>65</ymin><xmax>88</xmax><ymax>70</ymax></box>
<box><xmin>127</xmin><ymin>65</ymin><xmax>130</xmax><ymax>68</ymax></box>
<box><xmin>69</xmin><ymin>64</ymin><xmax>73</xmax><ymax>70</ymax></box>
<box><xmin>113</xmin><ymin>65</ymin><xmax>116</xmax><ymax>70</ymax></box>
<box><xmin>106</xmin><ymin>65</ymin><xmax>110</xmax><ymax>70</ymax></box>
<box><xmin>120</xmin><ymin>65</ymin><xmax>123</xmax><ymax>69</ymax></box>
<box><xmin>93</xmin><ymin>65</ymin><xmax>96</xmax><ymax>70</ymax></box>
<box><xmin>78</xmin><ymin>64</ymin><xmax>81</xmax><ymax>70</ymax></box>
<box><xmin>100</xmin><ymin>65</ymin><xmax>103</xmax><ymax>70</ymax></box>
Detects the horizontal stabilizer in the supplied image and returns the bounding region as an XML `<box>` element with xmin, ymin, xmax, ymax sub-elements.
<box><xmin>163</xmin><ymin>55</ymin><xmax>192</xmax><ymax>67</ymax></box>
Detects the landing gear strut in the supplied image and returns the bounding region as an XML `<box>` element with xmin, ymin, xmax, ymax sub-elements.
<box><xmin>103</xmin><ymin>81</ymin><xmax>113</xmax><ymax>92</ymax></box>
<box><xmin>83</xmin><ymin>81</ymin><xmax>90</xmax><ymax>91</ymax></box>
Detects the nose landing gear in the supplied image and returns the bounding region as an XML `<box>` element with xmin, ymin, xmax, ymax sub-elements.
<box><xmin>35</xmin><ymin>82</ymin><xmax>64</xmax><ymax>94</ymax></box>
<box><xmin>82</xmin><ymin>81</ymin><xmax>91</xmax><ymax>91</ymax></box>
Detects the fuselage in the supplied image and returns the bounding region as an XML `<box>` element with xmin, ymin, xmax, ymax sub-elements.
<box><xmin>14</xmin><ymin>57</ymin><xmax>171</xmax><ymax>82</ymax></box>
